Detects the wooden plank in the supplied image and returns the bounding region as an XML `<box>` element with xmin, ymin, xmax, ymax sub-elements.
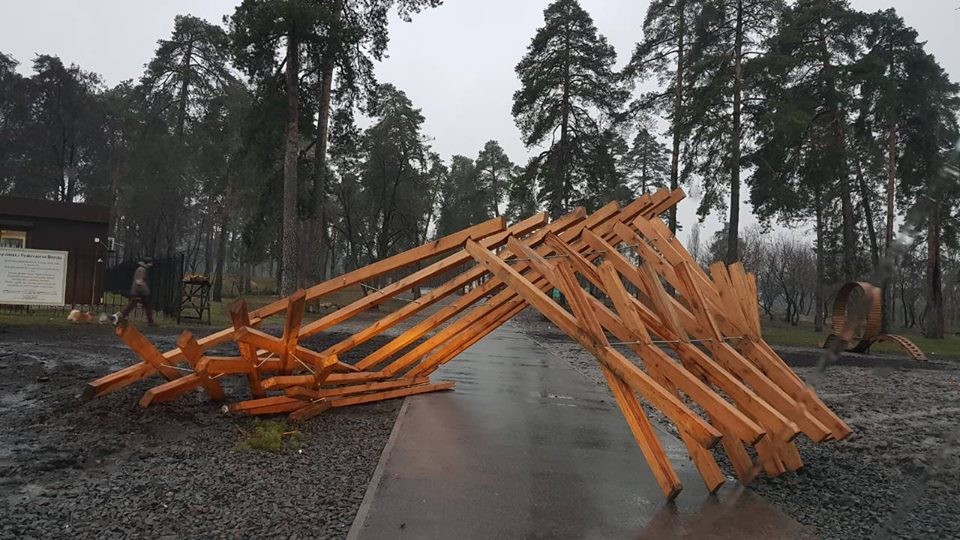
<box><xmin>262</xmin><ymin>374</ymin><xmax>317</xmax><ymax>390</ymax></box>
<box><xmin>178</xmin><ymin>331</ymin><xmax>225</xmax><ymax>401</ymax></box>
<box><xmin>708</xmin><ymin>263</ymin><xmax>752</xmax><ymax>337</ymax></box>
<box><xmin>280</xmin><ymin>290</ymin><xmax>307</xmax><ymax>373</ymax></box>
<box><xmin>465</xmin><ymin>238</ymin><xmax>721</xmax><ymax>449</ymax></box>
<box><xmin>315</xmin><ymin>208</ymin><xmax>587</xmax><ymax>360</ymax></box>
<box><xmin>229</xmin><ymin>299</ymin><xmax>266</xmax><ymax>397</ymax></box>
<box><xmin>327</xmin><ymin>381</ymin><xmax>456</xmax><ymax>408</ymax></box>
<box><xmin>83</xmin><ymin>362</ymin><xmax>154</xmax><ymax>400</ymax></box>
<box><xmin>287</xmin><ymin>400</ymin><xmax>333</xmax><ymax>422</ymax></box>
<box><xmin>604</xmin><ymin>368</ymin><xmax>684</xmax><ymax>499</ymax></box>
<box><xmin>115</xmin><ymin>323</ymin><xmax>181</xmax><ymax>381</ymax></box>
<box><xmin>285</xmin><ymin>377</ymin><xmax>431</xmax><ymax>400</ymax></box>
<box><xmin>240</xmin><ymin>400</ymin><xmax>308</xmax><ymax>416</ymax></box>
<box><xmin>230</xmin><ymin>395</ymin><xmax>304</xmax><ymax>413</ymax></box>
<box><xmin>323</xmin><ymin>371</ymin><xmax>389</xmax><ymax>384</ymax></box>
<box><xmin>139</xmin><ymin>375</ymin><xmax>202</xmax><ymax>407</ymax></box>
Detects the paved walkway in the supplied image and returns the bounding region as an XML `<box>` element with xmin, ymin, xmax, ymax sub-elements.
<box><xmin>349</xmin><ymin>324</ymin><xmax>814</xmax><ymax>539</ymax></box>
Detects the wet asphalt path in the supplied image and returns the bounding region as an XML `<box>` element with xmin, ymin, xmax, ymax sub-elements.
<box><xmin>349</xmin><ymin>323</ymin><xmax>813</xmax><ymax>539</ymax></box>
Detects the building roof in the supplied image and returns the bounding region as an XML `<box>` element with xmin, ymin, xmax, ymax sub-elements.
<box><xmin>0</xmin><ymin>196</ymin><xmax>110</xmax><ymax>224</ymax></box>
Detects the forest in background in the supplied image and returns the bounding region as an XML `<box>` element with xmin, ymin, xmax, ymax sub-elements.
<box><xmin>0</xmin><ymin>0</ymin><xmax>958</xmax><ymax>337</ymax></box>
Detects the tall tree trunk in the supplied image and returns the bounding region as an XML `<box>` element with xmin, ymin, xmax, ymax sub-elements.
<box><xmin>303</xmin><ymin>0</ymin><xmax>345</xmax><ymax>286</ymax></box>
<box><xmin>882</xmin><ymin>122</ymin><xmax>897</xmax><ymax>331</ymax></box>
<box><xmin>176</xmin><ymin>42</ymin><xmax>194</xmax><ymax>142</ymax></box>
<box><xmin>554</xmin><ymin>19</ymin><xmax>572</xmax><ymax>219</ymax></box>
<box><xmin>281</xmin><ymin>33</ymin><xmax>301</xmax><ymax>296</ymax></box>
<box><xmin>212</xmin><ymin>190</ymin><xmax>229</xmax><ymax>302</ymax></box>
<box><xmin>817</xmin><ymin>19</ymin><xmax>856</xmax><ymax>281</ymax></box>
<box><xmin>854</xmin><ymin>151</ymin><xmax>879</xmax><ymax>267</ymax></box>
<box><xmin>814</xmin><ymin>189</ymin><xmax>825</xmax><ymax>332</ymax></box>
<box><xmin>203</xmin><ymin>210</ymin><xmax>214</xmax><ymax>275</ymax></box>
<box><xmin>311</xmin><ymin>0</ymin><xmax>343</xmax><ymax>214</ymax></box>
<box><xmin>668</xmin><ymin>0</ymin><xmax>687</xmax><ymax>234</ymax></box>
<box><xmin>725</xmin><ymin>0</ymin><xmax>743</xmax><ymax>264</ymax></box>
<box><xmin>924</xmin><ymin>204</ymin><xmax>944</xmax><ymax>338</ymax></box>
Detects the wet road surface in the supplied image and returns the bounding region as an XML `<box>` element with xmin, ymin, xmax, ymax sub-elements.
<box><xmin>349</xmin><ymin>323</ymin><xmax>814</xmax><ymax>539</ymax></box>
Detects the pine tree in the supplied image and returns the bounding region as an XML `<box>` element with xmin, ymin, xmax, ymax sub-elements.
<box><xmin>359</xmin><ymin>84</ymin><xmax>436</xmax><ymax>261</ymax></box>
<box><xmin>437</xmin><ymin>155</ymin><xmax>481</xmax><ymax>237</ymax></box>
<box><xmin>474</xmin><ymin>140</ymin><xmax>513</xmax><ymax>217</ymax></box>
<box><xmin>749</xmin><ymin>0</ymin><xmax>865</xmax><ymax>330</ymax></box>
<box><xmin>581</xmin><ymin>128</ymin><xmax>632</xmax><ymax>212</ymax></box>
<box><xmin>229</xmin><ymin>0</ymin><xmax>327</xmax><ymax>294</ymax></box>
<box><xmin>512</xmin><ymin>0</ymin><xmax>625</xmax><ymax>218</ymax></box>
<box><xmin>624</xmin><ymin>0</ymin><xmax>699</xmax><ymax>233</ymax></box>
<box><xmin>22</xmin><ymin>56</ymin><xmax>104</xmax><ymax>202</ymax></box>
<box><xmin>684</xmin><ymin>0</ymin><xmax>785</xmax><ymax>262</ymax></box>
<box><xmin>142</xmin><ymin>15</ymin><xmax>235</xmax><ymax>142</ymax></box>
<box><xmin>505</xmin><ymin>159</ymin><xmax>539</xmax><ymax>224</ymax></box>
<box><xmin>853</xmin><ymin>8</ymin><xmax>938</xmax><ymax>330</ymax></box>
<box><xmin>624</xmin><ymin>128</ymin><xmax>670</xmax><ymax>193</ymax></box>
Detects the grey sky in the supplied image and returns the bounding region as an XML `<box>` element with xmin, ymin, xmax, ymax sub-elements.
<box><xmin>2</xmin><ymin>0</ymin><xmax>957</xmax><ymax>245</ymax></box>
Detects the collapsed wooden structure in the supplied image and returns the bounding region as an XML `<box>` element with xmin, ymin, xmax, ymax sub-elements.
<box><xmin>85</xmin><ymin>188</ymin><xmax>851</xmax><ymax>499</ymax></box>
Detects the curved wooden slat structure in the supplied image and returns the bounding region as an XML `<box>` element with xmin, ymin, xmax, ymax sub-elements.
<box><xmin>826</xmin><ymin>281</ymin><xmax>927</xmax><ymax>361</ymax></box>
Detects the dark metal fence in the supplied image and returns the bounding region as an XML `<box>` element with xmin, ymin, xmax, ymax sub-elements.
<box><xmin>103</xmin><ymin>254</ymin><xmax>184</xmax><ymax>318</ymax></box>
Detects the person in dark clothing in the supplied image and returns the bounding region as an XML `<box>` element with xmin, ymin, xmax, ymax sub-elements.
<box><xmin>112</xmin><ymin>258</ymin><xmax>155</xmax><ymax>326</ymax></box>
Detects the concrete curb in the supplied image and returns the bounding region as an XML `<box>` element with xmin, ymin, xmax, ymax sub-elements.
<box><xmin>346</xmin><ymin>396</ymin><xmax>411</xmax><ymax>540</ymax></box>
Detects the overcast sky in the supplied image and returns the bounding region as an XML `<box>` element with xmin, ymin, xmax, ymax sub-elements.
<box><xmin>2</xmin><ymin>0</ymin><xmax>958</xmax><ymax>245</ymax></box>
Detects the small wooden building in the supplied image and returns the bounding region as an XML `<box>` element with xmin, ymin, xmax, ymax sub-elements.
<box><xmin>0</xmin><ymin>196</ymin><xmax>110</xmax><ymax>305</ymax></box>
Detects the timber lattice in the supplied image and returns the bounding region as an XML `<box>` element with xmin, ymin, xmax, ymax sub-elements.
<box><xmin>85</xmin><ymin>188</ymin><xmax>852</xmax><ymax>500</ymax></box>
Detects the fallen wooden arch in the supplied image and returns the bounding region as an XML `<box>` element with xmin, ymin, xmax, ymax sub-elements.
<box><xmin>86</xmin><ymin>187</ymin><xmax>851</xmax><ymax>500</ymax></box>
<box><xmin>825</xmin><ymin>281</ymin><xmax>927</xmax><ymax>361</ymax></box>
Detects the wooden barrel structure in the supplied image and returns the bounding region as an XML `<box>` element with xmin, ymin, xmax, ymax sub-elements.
<box><xmin>825</xmin><ymin>281</ymin><xmax>926</xmax><ymax>361</ymax></box>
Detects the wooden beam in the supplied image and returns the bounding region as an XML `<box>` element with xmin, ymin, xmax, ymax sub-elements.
<box><xmin>229</xmin><ymin>299</ymin><xmax>266</xmax><ymax>397</ymax></box>
<box><xmin>280</xmin><ymin>290</ymin><xmax>307</xmax><ymax>373</ymax></box>
<box><xmin>597</xmin><ymin>226</ymin><xmax>827</xmax><ymax>443</ymax></box>
<box><xmin>465</xmin><ymin>238</ymin><xmax>721</xmax><ymax>449</ymax></box>
<box><xmin>178</xmin><ymin>331</ymin><xmax>225</xmax><ymax>402</ymax></box>
<box><xmin>326</xmin><ymin>381</ymin><xmax>455</xmax><ymax>408</ymax></box>
<box><xmin>298</xmin><ymin>212</ymin><xmax>549</xmax><ymax>339</ymax></box>
<box><xmin>285</xmin><ymin>377</ymin><xmax>430</xmax><ymax>400</ymax></box>
<box><xmin>549</xmin><ymin>258</ymin><xmax>686</xmax><ymax>498</ymax></box>
<box><xmin>148</xmin><ymin>215</ymin><xmax>509</xmax><ymax>368</ymax></box>
<box><xmin>115</xmin><ymin>323</ymin><xmax>181</xmax><ymax>381</ymax></box>
<box><xmin>408</xmin><ymin>193</ymin><xmax>685</xmax><ymax>378</ymax></box>
<box><xmin>83</xmin><ymin>362</ymin><xmax>153</xmax><ymax>400</ymax></box>
<box><xmin>315</xmin><ymin>208</ymin><xmax>587</xmax><ymax>360</ymax></box>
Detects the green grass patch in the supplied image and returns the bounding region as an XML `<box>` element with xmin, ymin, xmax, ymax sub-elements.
<box><xmin>236</xmin><ymin>419</ymin><xmax>303</xmax><ymax>453</ymax></box>
<box><xmin>760</xmin><ymin>317</ymin><xmax>960</xmax><ymax>359</ymax></box>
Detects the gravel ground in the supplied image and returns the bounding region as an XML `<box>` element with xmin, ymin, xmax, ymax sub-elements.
<box><xmin>515</xmin><ymin>308</ymin><xmax>960</xmax><ymax>540</ymax></box>
<box><xmin>0</xmin><ymin>320</ymin><xmax>422</xmax><ymax>540</ymax></box>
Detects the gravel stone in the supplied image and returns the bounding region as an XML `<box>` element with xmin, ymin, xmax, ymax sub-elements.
<box><xmin>0</xmin><ymin>322</ymin><xmax>417</xmax><ymax>539</ymax></box>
